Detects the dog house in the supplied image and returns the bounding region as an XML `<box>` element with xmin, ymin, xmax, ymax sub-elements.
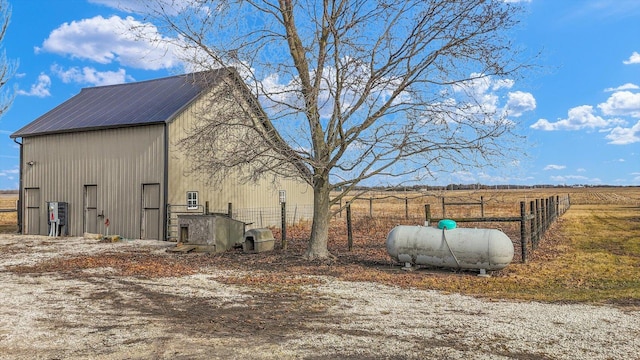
<box><xmin>242</xmin><ymin>228</ymin><xmax>275</xmax><ymax>253</ymax></box>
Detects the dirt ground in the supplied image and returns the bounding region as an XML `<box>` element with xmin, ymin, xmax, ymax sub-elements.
<box><xmin>1</xmin><ymin>234</ymin><xmax>639</xmax><ymax>360</ymax></box>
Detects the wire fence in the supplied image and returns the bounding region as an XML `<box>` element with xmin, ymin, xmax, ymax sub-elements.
<box><xmin>233</xmin><ymin>204</ymin><xmax>314</xmax><ymax>229</ymax></box>
<box><xmin>166</xmin><ymin>202</ymin><xmax>313</xmax><ymax>241</ymax></box>
<box><xmin>337</xmin><ymin>194</ymin><xmax>571</xmax><ymax>263</ymax></box>
<box><xmin>166</xmin><ymin>193</ymin><xmax>570</xmax><ymax>263</ymax></box>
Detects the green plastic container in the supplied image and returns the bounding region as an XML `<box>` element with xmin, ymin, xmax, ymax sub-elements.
<box><xmin>437</xmin><ymin>219</ymin><xmax>457</xmax><ymax>230</ymax></box>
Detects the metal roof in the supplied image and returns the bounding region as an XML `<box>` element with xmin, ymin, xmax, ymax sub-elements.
<box><xmin>11</xmin><ymin>69</ymin><xmax>229</xmax><ymax>138</ymax></box>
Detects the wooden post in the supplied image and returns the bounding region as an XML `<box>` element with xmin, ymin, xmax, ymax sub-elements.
<box><xmin>347</xmin><ymin>202</ymin><xmax>353</xmax><ymax>251</ymax></box>
<box><xmin>543</xmin><ymin>197</ymin><xmax>548</xmax><ymax>231</ymax></box>
<box><xmin>405</xmin><ymin>197</ymin><xmax>409</xmax><ymax>219</ymax></box>
<box><xmin>529</xmin><ymin>201</ymin><xmax>535</xmax><ymax>248</ymax></box>
<box><xmin>424</xmin><ymin>204</ymin><xmax>431</xmax><ymax>226</ymax></box>
<box><xmin>227</xmin><ymin>202</ymin><xmax>232</xmax><ymax>217</ymax></box>
<box><xmin>281</xmin><ymin>202</ymin><xmax>287</xmax><ymax>250</ymax></box>
<box><xmin>205</xmin><ymin>201</ymin><xmax>210</xmax><ymax>215</ymax></box>
<box><xmin>520</xmin><ymin>201</ymin><xmax>527</xmax><ymax>263</ymax></box>
<box><xmin>442</xmin><ymin>197</ymin><xmax>446</xmax><ymax>218</ymax></box>
<box><xmin>480</xmin><ymin>196</ymin><xmax>485</xmax><ymax>218</ymax></box>
<box><xmin>535</xmin><ymin>199</ymin><xmax>541</xmax><ymax>248</ymax></box>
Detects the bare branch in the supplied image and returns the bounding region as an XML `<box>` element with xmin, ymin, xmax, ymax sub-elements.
<box><xmin>134</xmin><ymin>0</ymin><xmax>532</xmax><ymax>258</ymax></box>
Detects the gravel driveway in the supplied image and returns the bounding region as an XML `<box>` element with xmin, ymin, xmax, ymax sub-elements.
<box><xmin>1</xmin><ymin>235</ymin><xmax>638</xmax><ymax>359</ymax></box>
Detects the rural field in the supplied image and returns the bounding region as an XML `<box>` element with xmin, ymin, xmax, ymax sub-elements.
<box><xmin>0</xmin><ymin>187</ymin><xmax>639</xmax><ymax>359</ymax></box>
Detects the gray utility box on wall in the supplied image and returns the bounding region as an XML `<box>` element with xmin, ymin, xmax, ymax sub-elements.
<box><xmin>243</xmin><ymin>228</ymin><xmax>275</xmax><ymax>253</ymax></box>
<box><xmin>177</xmin><ymin>214</ymin><xmax>245</xmax><ymax>252</ymax></box>
<box><xmin>46</xmin><ymin>201</ymin><xmax>68</xmax><ymax>236</ymax></box>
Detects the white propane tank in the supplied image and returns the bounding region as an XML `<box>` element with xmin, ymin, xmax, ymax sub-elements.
<box><xmin>386</xmin><ymin>225</ymin><xmax>514</xmax><ymax>271</ymax></box>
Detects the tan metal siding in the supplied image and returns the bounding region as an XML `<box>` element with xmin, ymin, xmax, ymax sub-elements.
<box><xmin>21</xmin><ymin>125</ymin><xmax>165</xmax><ymax>238</ymax></box>
<box><xmin>167</xmin><ymin>93</ymin><xmax>314</xmax><ymax>225</ymax></box>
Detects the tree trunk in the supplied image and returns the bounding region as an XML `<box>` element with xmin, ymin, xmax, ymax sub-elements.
<box><xmin>305</xmin><ymin>176</ymin><xmax>331</xmax><ymax>259</ymax></box>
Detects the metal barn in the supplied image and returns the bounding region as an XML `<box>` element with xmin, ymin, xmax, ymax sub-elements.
<box><xmin>11</xmin><ymin>69</ymin><xmax>313</xmax><ymax>240</ymax></box>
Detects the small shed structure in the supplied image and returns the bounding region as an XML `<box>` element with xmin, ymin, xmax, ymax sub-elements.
<box><xmin>11</xmin><ymin>69</ymin><xmax>313</xmax><ymax>240</ymax></box>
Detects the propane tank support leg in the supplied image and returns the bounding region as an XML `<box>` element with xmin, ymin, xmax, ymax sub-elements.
<box><xmin>477</xmin><ymin>268</ymin><xmax>491</xmax><ymax>278</ymax></box>
<box><xmin>401</xmin><ymin>262</ymin><xmax>414</xmax><ymax>271</ymax></box>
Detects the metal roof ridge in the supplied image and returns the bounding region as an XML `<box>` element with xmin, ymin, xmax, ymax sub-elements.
<box><xmin>77</xmin><ymin>69</ymin><xmax>221</xmax><ymax>91</ymax></box>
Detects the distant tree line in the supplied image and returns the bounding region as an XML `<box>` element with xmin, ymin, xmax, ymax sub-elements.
<box><xmin>348</xmin><ymin>184</ymin><xmax>638</xmax><ymax>192</ymax></box>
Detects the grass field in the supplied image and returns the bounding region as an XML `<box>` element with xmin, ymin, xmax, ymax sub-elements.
<box><xmin>0</xmin><ymin>193</ymin><xmax>17</xmax><ymax>233</ymax></box>
<box><xmin>1</xmin><ymin>187</ymin><xmax>639</xmax><ymax>305</ymax></box>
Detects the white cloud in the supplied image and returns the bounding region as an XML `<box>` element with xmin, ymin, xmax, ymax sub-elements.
<box><xmin>51</xmin><ymin>65</ymin><xmax>132</xmax><ymax>86</ymax></box>
<box><xmin>544</xmin><ymin>164</ymin><xmax>566</xmax><ymax>171</ymax></box>
<box><xmin>623</xmin><ymin>51</ymin><xmax>640</xmax><ymax>65</ymax></box>
<box><xmin>16</xmin><ymin>73</ymin><xmax>51</xmax><ymax>97</ymax></box>
<box><xmin>454</xmin><ymin>73</ymin><xmax>513</xmax><ymax>99</ymax></box>
<box><xmin>451</xmin><ymin>73</ymin><xmax>533</xmax><ymax>121</ymax></box>
<box><xmin>506</xmin><ymin>91</ymin><xmax>536</xmax><ymax>117</ymax></box>
<box><xmin>605</xmin><ymin>120</ymin><xmax>640</xmax><ymax>145</ymax></box>
<box><xmin>37</xmin><ymin>15</ymin><xmax>183</xmax><ymax>71</ymax></box>
<box><xmin>604</xmin><ymin>83</ymin><xmax>639</xmax><ymax>92</ymax></box>
<box><xmin>530</xmin><ymin>105</ymin><xmax>622</xmax><ymax>131</ymax></box>
<box><xmin>0</xmin><ymin>168</ymin><xmax>19</xmax><ymax>180</ymax></box>
<box><xmin>598</xmin><ymin>91</ymin><xmax>640</xmax><ymax>118</ymax></box>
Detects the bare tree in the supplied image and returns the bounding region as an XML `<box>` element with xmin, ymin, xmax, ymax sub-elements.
<box><xmin>134</xmin><ymin>0</ymin><xmax>530</xmax><ymax>259</ymax></box>
<box><xmin>0</xmin><ymin>0</ymin><xmax>15</xmax><ymax>117</ymax></box>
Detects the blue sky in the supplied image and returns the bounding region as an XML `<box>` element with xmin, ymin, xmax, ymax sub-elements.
<box><xmin>0</xmin><ymin>0</ymin><xmax>638</xmax><ymax>189</ymax></box>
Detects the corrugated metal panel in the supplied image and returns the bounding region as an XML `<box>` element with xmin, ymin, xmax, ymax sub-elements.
<box><xmin>166</xmin><ymin>92</ymin><xmax>314</xmax><ymax>226</ymax></box>
<box><xmin>22</xmin><ymin>125</ymin><xmax>165</xmax><ymax>238</ymax></box>
<box><xmin>11</xmin><ymin>70</ymin><xmax>228</xmax><ymax>138</ymax></box>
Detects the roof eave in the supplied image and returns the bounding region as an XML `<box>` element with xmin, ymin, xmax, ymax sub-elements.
<box><xmin>10</xmin><ymin>121</ymin><xmax>167</xmax><ymax>139</ymax></box>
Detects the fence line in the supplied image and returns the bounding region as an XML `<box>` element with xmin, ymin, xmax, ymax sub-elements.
<box><xmin>166</xmin><ymin>202</ymin><xmax>314</xmax><ymax>241</ymax></box>
<box><xmin>342</xmin><ymin>194</ymin><xmax>570</xmax><ymax>263</ymax></box>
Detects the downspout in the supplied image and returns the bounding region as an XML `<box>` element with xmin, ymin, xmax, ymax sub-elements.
<box><xmin>163</xmin><ymin>122</ymin><xmax>169</xmax><ymax>241</ymax></box>
<box><xmin>13</xmin><ymin>137</ymin><xmax>22</xmax><ymax>234</ymax></box>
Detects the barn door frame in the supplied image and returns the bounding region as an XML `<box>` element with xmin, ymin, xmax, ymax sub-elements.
<box><xmin>24</xmin><ymin>187</ymin><xmax>41</xmax><ymax>235</ymax></box>
<box><xmin>84</xmin><ymin>185</ymin><xmax>98</xmax><ymax>234</ymax></box>
<box><xmin>141</xmin><ymin>183</ymin><xmax>161</xmax><ymax>240</ymax></box>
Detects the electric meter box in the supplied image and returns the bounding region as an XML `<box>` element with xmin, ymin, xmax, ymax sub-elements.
<box><xmin>46</xmin><ymin>201</ymin><xmax>68</xmax><ymax>236</ymax></box>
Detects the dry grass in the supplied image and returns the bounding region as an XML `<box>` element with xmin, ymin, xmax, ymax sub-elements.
<box><xmin>3</xmin><ymin>188</ymin><xmax>639</xmax><ymax>305</ymax></box>
<box><xmin>340</xmin><ymin>187</ymin><xmax>640</xmax><ymax>219</ymax></box>
<box><xmin>0</xmin><ymin>194</ymin><xmax>17</xmax><ymax>233</ymax></box>
<box><xmin>458</xmin><ymin>204</ymin><xmax>639</xmax><ymax>305</ymax></box>
<box><xmin>316</xmin><ymin>187</ymin><xmax>640</xmax><ymax>305</ymax></box>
